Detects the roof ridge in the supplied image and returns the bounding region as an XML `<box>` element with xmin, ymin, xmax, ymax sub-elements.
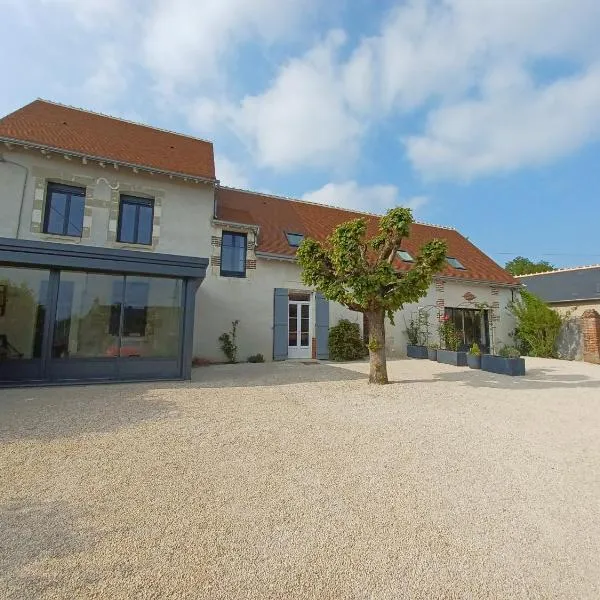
<box><xmin>219</xmin><ymin>185</ymin><xmax>457</xmax><ymax>231</ymax></box>
<box><xmin>515</xmin><ymin>264</ymin><xmax>600</xmax><ymax>277</ymax></box>
<box><xmin>35</xmin><ymin>98</ymin><xmax>213</xmax><ymax>146</ymax></box>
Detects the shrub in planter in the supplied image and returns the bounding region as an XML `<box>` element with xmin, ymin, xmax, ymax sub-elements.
<box><xmin>467</xmin><ymin>342</ymin><xmax>481</xmax><ymax>369</ymax></box>
<box><xmin>481</xmin><ymin>345</ymin><xmax>525</xmax><ymax>376</ymax></box>
<box><xmin>329</xmin><ymin>319</ymin><xmax>367</xmax><ymax>361</ymax></box>
<box><xmin>405</xmin><ymin>315</ymin><xmax>428</xmax><ymax>359</ymax></box>
<box><xmin>427</xmin><ymin>343</ymin><xmax>438</xmax><ymax>361</ymax></box>
<box><xmin>437</xmin><ymin>348</ymin><xmax>468</xmax><ymax>366</ymax></box>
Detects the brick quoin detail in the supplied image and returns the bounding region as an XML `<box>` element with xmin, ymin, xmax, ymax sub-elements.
<box><xmin>582</xmin><ymin>309</ymin><xmax>600</xmax><ymax>364</ymax></box>
<box><xmin>491</xmin><ymin>287</ymin><xmax>499</xmax><ymax>296</ymax></box>
<box><xmin>435</xmin><ymin>280</ymin><xmax>444</xmax><ymax>292</ymax></box>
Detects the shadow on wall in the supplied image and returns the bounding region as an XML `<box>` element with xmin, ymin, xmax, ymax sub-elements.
<box><xmin>399</xmin><ymin>366</ymin><xmax>600</xmax><ymax>391</ymax></box>
<box><xmin>0</xmin><ymin>384</ymin><xmax>177</xmax><ymax>442</ymax></box>
<box><xmin>0</xmin><ymin>499</ymin><xmax>94</xmax><ymax>599</ymax></box>
<box><xmin>557</xmin><ymin>317</ymin><xmax>583</xmax><ymax>361</ymax></box>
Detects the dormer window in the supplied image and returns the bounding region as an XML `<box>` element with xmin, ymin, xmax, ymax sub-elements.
<box><xmin>285</xmin><ymin>232</ymin><xmax>304</xmax><ymax>247</ymax></box>
<box><xmin>447</xmin><ymin>256</ymin><xmax>466</xmax><ymax>270</ymax></box>
<box><xmin>397</xmin><ymin>250</ymin><xmax>414</xmax><ymax>262</ymax></box>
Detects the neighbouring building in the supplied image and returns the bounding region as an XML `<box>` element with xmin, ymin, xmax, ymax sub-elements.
<box><xmin>517</xmin><ymin>266</ymin><xmax>600</xmax><ymax>363</ymax></box>
<box><xmin>0</xmin><ymin>100</ymin><xmax>520</xmax><ymax>385</ymax></box>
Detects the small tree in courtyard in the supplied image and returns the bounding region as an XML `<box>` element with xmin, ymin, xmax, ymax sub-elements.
<box><xmin>296</xmin><ymin>207</ymin><xmax>447</xmax><ymax>384</ymax></box>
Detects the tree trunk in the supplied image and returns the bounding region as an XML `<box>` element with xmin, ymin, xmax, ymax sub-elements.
<box><xmin>366</xmin><ymin>309</ymin><xmax>388</xmax><ymax>384</ymax></box>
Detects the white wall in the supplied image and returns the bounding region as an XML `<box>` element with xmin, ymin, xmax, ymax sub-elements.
<box><xmin>0</xmin><ymin>150</ymin><xmax>215</xmax><ymax>259</ymax></box>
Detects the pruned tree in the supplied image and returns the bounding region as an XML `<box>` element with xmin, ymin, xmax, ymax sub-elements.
<box><xmin>296</xmin><ymin>207</ymin><xmax>447</xmax><ymax>384</ymax></box>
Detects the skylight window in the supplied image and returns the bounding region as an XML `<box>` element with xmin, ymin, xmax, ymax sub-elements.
<box><xmin>447</xmin><ymin>256</ymin><xmax>466</xmax><ymax>269</ymax></box>
<box><xmin>397</xmin><ymin>250</ymin><xmax>414</xmax><ymax>262</ymax></box>
<box><xmin>286</xmin><ymin>232</ymin><xmax>304</xmax><ymax>247</ymax></box>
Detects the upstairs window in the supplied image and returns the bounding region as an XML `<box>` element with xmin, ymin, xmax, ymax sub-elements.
<box><xmin>285</xmin><ymin>232</ymin><xmax>304</xmax><ymax>247</ymax></box>
<box><xmin>118</xmin><ymin>195</ymin><xmax>154</xmax><ymax>245</ymax></box>
<box><xmin>447</xmin><ymin>256</ymin><xmax>466</xmax><ymax>270</ymax></box>
<box><xmin>43</xmin><ymin>182</ymin><xmax>85</xmax><ymax>237</ymax></box>
<box><xmin>397</xmin><ymin>250</ymin><xmax>414</xmax><ymax>262</ymax></box>
<box><xmin>220</xmin><ymin>232</ymin><xmax>247</xmax><ymax>277</ymax></box>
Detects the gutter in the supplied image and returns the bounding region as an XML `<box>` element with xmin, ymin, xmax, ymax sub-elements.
<box><xmin>1</xmin><ymin>137</ymin><xmax>218</xmax><ymax>186</ymax></box>
<box><xmin>255</xmin><ymin>251</ymin><xmax>296</xmax><ymax>262</ymax></box>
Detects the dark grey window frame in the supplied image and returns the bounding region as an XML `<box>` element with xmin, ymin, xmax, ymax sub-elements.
<box><xmin>43</xmin><ymin>182</ymin><xmax>86</xmax><ymax>237</ymax></box>
<box><xmin>220</xmin><ymin>231</ymin><xmax>247</xmax><ymax>278</ymax></box>
<box><xmin>0</xmin><ymin>237</ymin><xmax>208</xmax><ymax>387</ymax></box>
<box><xmin>447</xmin><ymin>256</ymin><xmax>466</xmax><ymax>270</ymax></box>
<box><xmin>117</xmin><ymin>195</ymin><xmax>154</xmax><ymax>245</ymax></box>
<box><xmin>285</xmin><ymin>232</ymin><xmax>304</xmax><ymax>247</ymax></box>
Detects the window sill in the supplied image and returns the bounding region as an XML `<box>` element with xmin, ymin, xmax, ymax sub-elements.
<box><xmin>219</xmin><ymin>272</ymin><xmax>247</xmax><ymax>279</ymax></box>
<box><xmin>111</xmin><ymin>241</ymin><xmax>156</xmax><ymax>252</ymax></box>
<box><xmin>38</xmin><ymin>233</ymin><xmax>83</xmax><ymax>244</ymax></box>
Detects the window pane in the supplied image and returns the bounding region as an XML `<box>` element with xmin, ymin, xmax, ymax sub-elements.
<box><xmin>0</xmin><ymin>267</ymin><xmax>50</xmax><ymax>360</ymax></box>
<box><xmin>66</xmin><ymin>193</ymin><xmax>85</xmax><ymax>236</ymax></box>
<box><xmin>137</xmin><ymin>204</ymin><xmax>153</xmax><ymax>245</ymax></box>
<box><xmin>46</xmin><ymin>191</ymin><xmax>68</xmax><ymax>234</ymax></box>
<box><xmin>119</xmin><ymin>202</ymin><xmax>137</xmax><ymax>243</ymax></box>
<box><xmin>53</xmin><ymin>272</ymin><xmax>121</xmax><ymax>358</ymax></box>
<box><xmin>121</xmin><ymin>276</ymin><xmax>182</xmax><ymax>358</ymax></box>
<box><xmin>220</xmin><ymin>233</ymin><xmax>246</xmax><ymax>275</ymax></box>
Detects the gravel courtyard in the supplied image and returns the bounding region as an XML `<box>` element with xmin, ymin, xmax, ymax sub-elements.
<box><xmin>1</xmin><ymin>358</ymin><xmax>600</xmax><ymax>599</ymax></box>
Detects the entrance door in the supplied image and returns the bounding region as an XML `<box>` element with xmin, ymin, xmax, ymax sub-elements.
<box><xmin>288</xmin><ymin>300</ymin><xmax>311</xmax><ymax>359</ymax></box>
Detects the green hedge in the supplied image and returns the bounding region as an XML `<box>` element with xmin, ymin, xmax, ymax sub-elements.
<box><xmin>328</xmin><ymin>319</ymin><xmax>367</xmax><ymax>361</ymax></box>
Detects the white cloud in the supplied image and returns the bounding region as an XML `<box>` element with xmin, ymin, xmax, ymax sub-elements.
<box><xmin>142</xmin><ymin>0</ymin><xmax>315</xmax><ymax>86</ymax></box>
<box><xmin>302</xmin><ymin>181</ymin><xmax>428</xmax><ymax>216</ymax></box>
<box><xmin>233</xmin><ymin>30</ymin><xmax>363</xmax><ymax>171</ymax></box>
<box><xmin>215</xmin><ymin>155</ymin><xmax>250</xmax><ymax>189</ymax></box>
<box><xmin>40</xmin><ymin>0</ymin><xmax>123</xmax><ymax>27</ymax></box>
<box><xmin>84</xmin><ymin>46</ymin><xmax>128</xmax><ymax>104</ymax></box>
<box><xmin>406</xmin><ymin>65</ymin><xmax>600</xmax><ymax>178</ymax></box>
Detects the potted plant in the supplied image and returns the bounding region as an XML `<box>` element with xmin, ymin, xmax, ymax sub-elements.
<box><xmin>467</xmin><ymin>342</ymin><xmax>481</xmax><ymax>369</ymax></box>
<box><xmin>405</xmin><ymin>315</ymin><xmax>428</xmax><ymax>359</ymax></box>
<box><xmin>436</xmin><ymin>315</ymin><xmax>467</xmax><ymax>366</ymax></box>
<box><xmin>427</xmin><ymin>342</ymin><xmax>439</xmax><ymax>361</ymax></box>
<box><xmin>481</xmin><ymin>345</ymin><xmax>525</xmax><ymax>376</ymax></box>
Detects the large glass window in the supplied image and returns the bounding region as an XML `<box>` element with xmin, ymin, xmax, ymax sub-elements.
<box><xmin>118</xmin><ymin>195</ymin><xmax>154</xmax><ymax>245</ymax></box>
<box><xmin>43</xmin><ymin>182</ymin><xmax>86</xmax><ymax>237</ymax></box>
<box><xmin>220</xmin><ymin>232</ymin><xmax>247</xmax><ymax>277</ymax></box>
<box><xmin>444</xmin><ymin>307</ymin><xmax>490</xmax><ymax>352</ymax></box>
<box><xmin>0</xmin><ymin>267</ymin><xmax>50</xmax><ymax>360</ymax></box>
<box><xmin>53</xmin><ymin>272</ymin><xmax>182</xmax><ymax>359</ymax></box>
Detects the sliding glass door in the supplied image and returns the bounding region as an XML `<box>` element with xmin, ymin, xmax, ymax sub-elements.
<box><xmin>444</xmin><ymin>307</ymin><xmax>490</xmax><ymax>353</ymax></box>
<box><xmin>0</xmin><ymin>266</ymin><xmax>186</xmax><ymax>383</ymax></box>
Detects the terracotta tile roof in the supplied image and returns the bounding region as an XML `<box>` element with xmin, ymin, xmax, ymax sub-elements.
<box><xmin>0</xmin><ymin>99</ymin><xmax>215</xmax><ymax>180</ymax></box>
<box><xmin>217</xmin><ymin>187</ymin><xmax>519</xmax><ymax>286</ymax></box>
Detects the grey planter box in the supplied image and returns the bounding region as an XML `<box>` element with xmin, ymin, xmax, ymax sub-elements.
<box><xmin>467</xmin><ymin>354</ymin><xmax>481</xmax><ymax>369</ymax></box>
<box><xmin>437</xmin><ymin>349</ymin><xmax>468</xmax><ymax>366</ymax></box>
<box><xmin>481</xmin><ymin>354</ymin><xmax>526</xmax><ymax>376</ymax></box>
<box><xmin>407</xmin><ymin>344</ymin><xmax>428</xmax><ymax>359</ymax></box>
<box><xmin>427</xmin><ymin>348</ymin><xmax>438</xmax><ymax>361</ymax></box>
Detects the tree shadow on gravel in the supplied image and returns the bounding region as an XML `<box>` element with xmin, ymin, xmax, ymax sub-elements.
<box><xmin>398</xmin><ymin>366</ymin><xmax>600</xmax><ymax>391</ymax></box>
<box><xmin>0</xmin><ymin>385</ymin><xmax>177</xmax><ymax>441</ymax></box>
<box><xmin>0</xmin><ymin>498</ymin><xmax>96</xmax><ymax>600</ymax></box>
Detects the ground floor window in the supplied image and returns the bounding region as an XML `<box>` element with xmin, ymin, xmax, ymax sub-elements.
<box><xmin>444</xmin><ymin>307</ymin><xmax>490</xmax><ymax>352</ymax></box>
<box><xmin>0</xmin><ymin>265</ymin><xmax>186</xmax><ymax>382</ymax></box>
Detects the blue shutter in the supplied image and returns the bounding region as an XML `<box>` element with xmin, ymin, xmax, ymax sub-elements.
<box><xmin>315</xmin><ymin>292</ymin><xmax>329</xmax><ymax>360</ymax></box>
<box><xmin>273</xmin><ymin>288</ymin><xmax>288</xmax><ymax>361</ymax></box>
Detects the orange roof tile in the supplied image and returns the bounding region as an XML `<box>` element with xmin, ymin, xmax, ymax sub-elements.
<box><xmin>0</xmin><ymin>99</ymin><xmax>215</xmax><ymax>180</ymax></box>
<box><xmin>217</xmin><ymin>187</ymin><xmax>518</xmax><ymax>286</ymax></box>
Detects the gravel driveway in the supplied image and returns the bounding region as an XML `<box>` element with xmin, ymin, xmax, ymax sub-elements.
<box><xmin>1</xmin><ymin>358</ymin><xmax>600</xmax><ymax>599</ymax></box>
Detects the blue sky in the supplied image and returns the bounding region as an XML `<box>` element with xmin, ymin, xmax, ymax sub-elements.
<box><xmin>2</xmin><ymin>0</ymin><xmax>600</xmax><ymax>268</ymax></box>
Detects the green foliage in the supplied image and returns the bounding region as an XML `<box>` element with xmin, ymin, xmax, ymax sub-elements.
<box><xmin>218</xmin><ymin>319</ymin><xmax>239</xmax><ymax>363</ymax></box>
<box><xmin>328</xmin><ymin>319</ymin><xmax>367</xmax><ymax>361</ymax></box>
<box><xmin>505</xmin><ymin>256</ymin><xmax>555</xmax><ymax>276</ymax></box>
<box><xmin>296</xmin><ymin>207</ymin><xmax>448</xmax><ymax>323</ymax></box>
<box><xmin>404</xmin><ymin>316</ymin><xmax>421</xmax><ymax>345</ymax></box>
<box><xmin>498</xmin><ymin>345</ymin><xmax>521</xmax><ymax>358</ymax></box>
<box><xmin>438</xmin><ymin>315</ymin><xmax>460</xmax><ymax>351</ymax></box>
<box><xmin>428</xmin><ymin>342</ymin><xmax>439</xmax><ymax>349</ymax></box>
<box><xmin>468</xmin><ymin>342</ymin><xmax>481</xmax><ymax>356</ymax></box>
<box><xmin>509</xmin><ymin>291</ymin><xmax>564</xmax><ymax>358</ymax></box>
<box><xmin>247</xmin><ymin>353</ymin><xmax>265</xmax><ymax>363</ymax></box>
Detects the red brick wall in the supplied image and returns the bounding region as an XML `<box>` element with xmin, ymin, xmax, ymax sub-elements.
<box><xmin>582</xmin><ymin>310</ymin><xmax>600</xmax><ymax>364</ymax></box>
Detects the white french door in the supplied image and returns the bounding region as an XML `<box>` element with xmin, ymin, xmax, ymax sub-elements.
<box><xmin>288</xmin><ymin>300</ymin><xmax>311</xmax><ymax>359</ymax></box>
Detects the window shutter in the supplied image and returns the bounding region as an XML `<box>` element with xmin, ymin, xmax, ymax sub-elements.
<box><xmin>315</xmin><ymin>292</ymin><xmax>329</xmax><ymax>360</ymax></box>
<box><xmin>273</xmin><ymin>288</ymin><xmax>288</xmax><ymax>361</ymax></box>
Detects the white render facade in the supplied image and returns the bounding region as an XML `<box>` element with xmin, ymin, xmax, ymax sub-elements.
<box><xmin>0</xmin><ymin>101</ymin><xmax>519</xmax><ymax>384</ymax></box>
